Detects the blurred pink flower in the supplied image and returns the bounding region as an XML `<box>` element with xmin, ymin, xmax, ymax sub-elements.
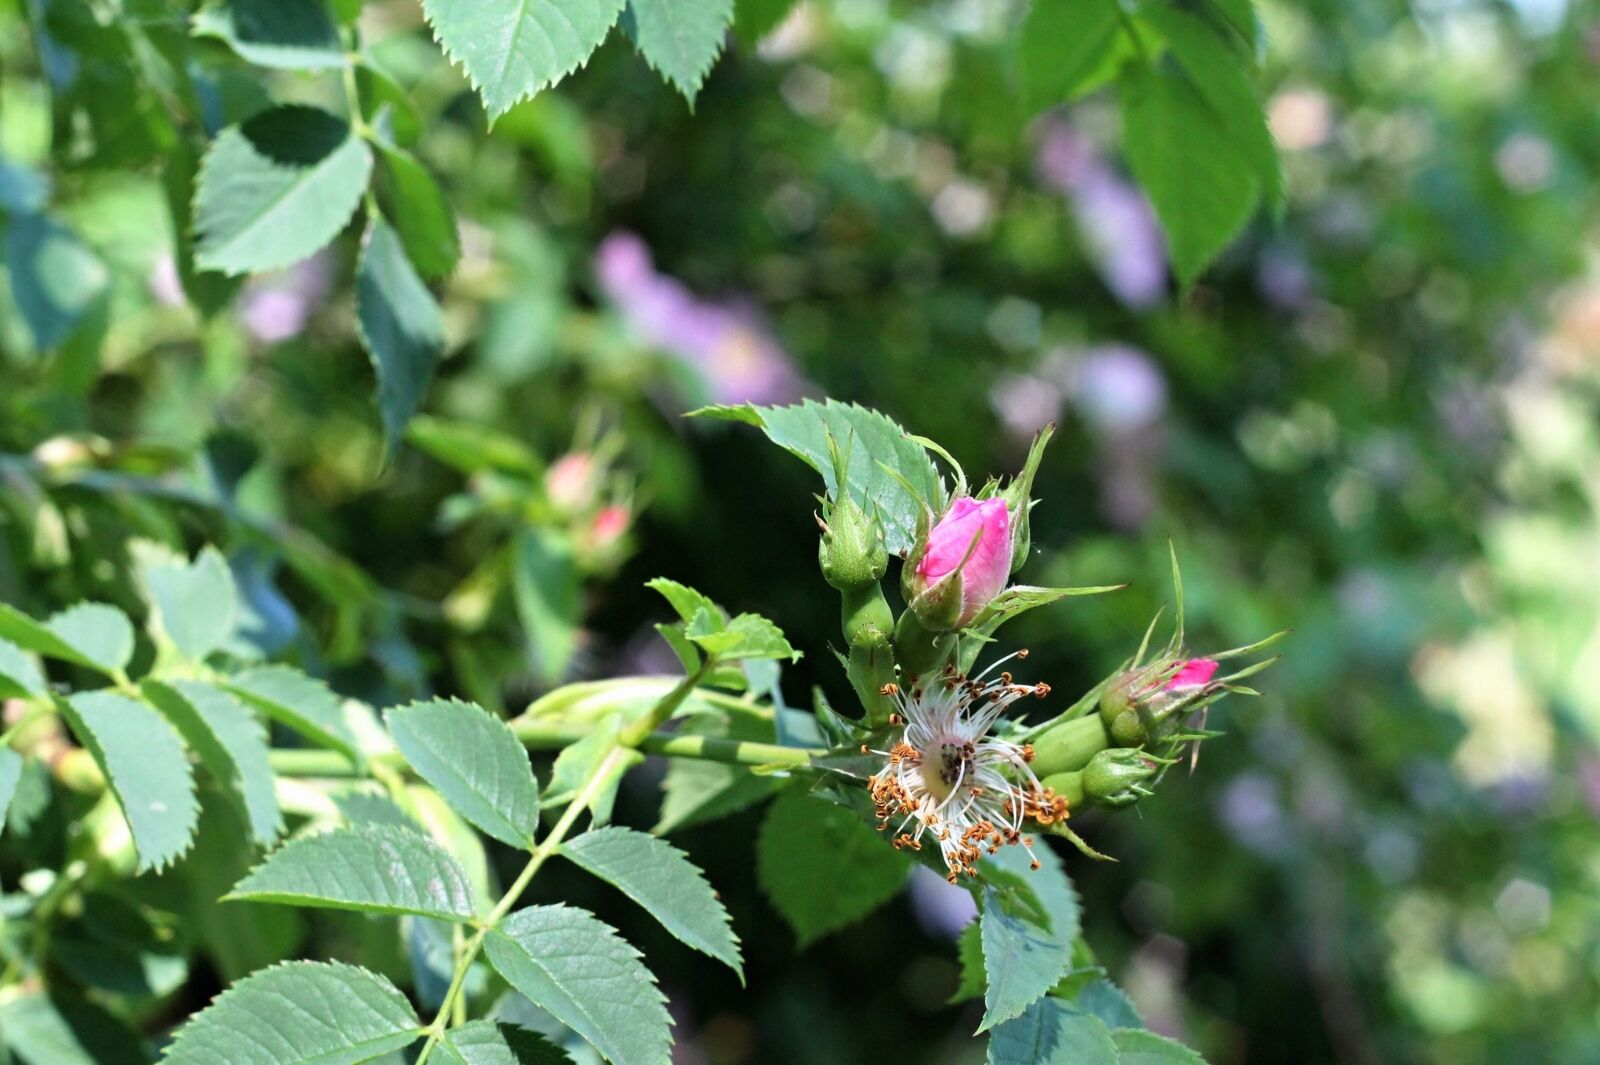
<box><xmin>590</xmin><ymin>504</ymin><xmax>630</xmax><ymax>548</ymax></box>
<box><xmin>545</xmin><ymin>452</ymin><xmax>600</xmax><ymax>513</ymax></box>
<box><xmin>594</xmin><ymin>231</ymin><xmax>803</xmax><ymax>406</ymax></box>
<box><xmin>1036</xmin><ymin>122</ymin><xmax>1167</xmax><ymax>308</ymax></box>
<box><xmin>911</xmin><ymin>497</ymin><xmax>1011</xmax><ymax>626</ymax></box>
<box><xmin>237</xmin><ymin>252</ymin><xmax>333</xmax><ymax>343</ymax></box>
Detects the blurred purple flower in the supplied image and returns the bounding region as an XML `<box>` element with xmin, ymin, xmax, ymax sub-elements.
<box><xmin>594</xmin><ymin>231</ymin><xmax>803</xmax><ymax>406</ymax></box>
<box><xmin>1035</xmin><ymin>122</ymin><xmax>1166</xmax><ymax>308</ymax></box>
<box><xmin>1070</xmin><ymin>344</ymin><xmax>1168</xmax><ymax>433</ymax></box>
<box><xmin>907</xmin><ymin>864</ymin><xmax>977</xmax><ymax>939</ymax></box>
<box><xmin>237</xmin><ymin>253</ymin><xmax>333</xmax><ymax>343</ymax></box>
<box><xmin>1255</xmin><ymin>244</ymin><xmax>1316</xmax><ymax>311</ymax></box>
<box><xmin>148</xmin><ymin>252</ymin><xmax>186</xmax><ymax>308</ymax></box>
<box><xmin>1219</xmin><ymin>770</ymin><xmax>1292</xmax><ymax>856</ymax></box>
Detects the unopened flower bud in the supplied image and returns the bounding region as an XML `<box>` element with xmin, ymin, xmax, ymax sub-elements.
<box><xmin>545</xmin><ymin>452</ymin><xmax>600</xmax><ymax>513</ymax></box>
<box><xmin>818</xmin><ymin>494</ymin><xmax>888</xmax><ymax>591</ymax></box>
<box><xmin>1100</xmin><ymin>656</ymin><xmax>1224</xmax><ymax>746</ymax></box>
<box><xmin>1081</xmin><ymin>748</ymin><xmax>1162</xmax><ymax>808</ymax></box>
<box><xmin>903</xmin><ymin>497</ymin><xmax>1011</xmax><ymax>630</ymax></box>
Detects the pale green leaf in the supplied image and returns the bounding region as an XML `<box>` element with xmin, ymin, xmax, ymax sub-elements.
<box><xmin>1112</xmin><ymin>1028</ymin><xmax>1208</xmax><ymax>1065</ymax></box>
<box><xmin>624</xmin><ymin>0</ymin><xmax>734</xmax><ymax>102</ymax></box>
<box><xmin>0</xmin><ymin>637</ymin><xmax>46</xmax><ymax>697</ymax></box>
<box><xmin>228</xmin><ymin>824</ymin><xmax>478</xmax><ymax>921</ymax></box>
<box><xmin>977</xmin><ymin>860</ymin><xmax>1074</xmax><ymax>1031</ymax></box>
<box><xmin>192</xmin><ymin>0</ymin><xmax>345</xmax><ymax>71</ymax></box>
<box><xmin>543</xmin><ymin>716</ymin><xmax>638</xmax><ymax>826</ymax></box>
<box><xmin>61</xmin><ymin>693</ymin><xmax>198</xmax><ymax>872</ymax></box>
<box><xmin>693</xmin><ymin>400</ymin><xmax>942</xmax><ymax>555</ymax></box>
<box><xmin>373</xmin><ymin>141</ymin><xmax>460</xmax><ymax>279</ymax></box>
<box><xmin>194</xmin><ymin>105</ymin><xmax>373</xmax><ymax>275</ymax></box>
<box><xmin>0</xmin><ymin>748</ymin><xmax>22</xmax><ymax>831</ymax></box>
<box><xmin>160</xmin><ymin>961</ymin><xmax>423</xmax><ymax>1064</ymax></box>
<box><xmin>512</xmin><ymin>527</ymin><xmax>580</xmax><ymax>685</ymax></box>
<box><xmin>0</xmin><ymin>602</ymin><xmax>134</xmax><ymax>676</ymax></box>
<box><xmin>686</xmin><ymin>611</ymin><xmax>799</xmax><ymax>662</ymax></box>
<box><xmin>225</xmin><ymin>664</ymin><xmax>362</xmax><ymax>766</ymax></box>
<box><xmin>1015</xmin><ymin>0</ymin><xmax>1122</xmax><ymax>111</ymax></box>
<box><xmin>143</xmin><ymin>546</ymin><xmax>238</xmax><ymax>661</ymax></box>
<box><xmin>645</xmin><ymin>578</ymin><xmax>721</xmax><ymax>625</ymax></box>
<box><xmin>386</xmin><ymin>698</ymin><xmax>539</xmax><ymax>849</ymax></box>
<box><xmin>1075</xmin><ymin>978</ymin><xmax>1144</xmax><ymax>1029</ymax></box>
<box><xmin>1122</xmin><ymin>64</ymin><xmax>1259</xmax><ymax>286</ymax></box>
<box><xmin>143</xmin><ymin>679</ymin><xmax>282</xmax><ymax>846</ymax></box>
<box><xmin>439</xmin><ymin>1021</ymin><xmax>572</xmax><ymax>1065</ymax></box>
<box><xmin>358</xmin><ymin>216</ymin><xmax>445</xmax><ymax>454</ymax></box>
<box><xmin>484</xmin><ymin>905</ymin><xmax>673</xmax><ymax>1065</ymax></box>
<box><xmin>561</xmin><ymin>825</ymin><xmax>743</xmax><ymax>977</ymax></box>
<box><xmin>423</xmin><ymin>0</ymin><xmax>628</xmax><ymax>121</ymax></box>
<box><xmin>756</xmin><ymin>791</ymin><xmax>910</xmax><ymax>946</ymax></box>
<box><xmin>987</xmin><ymin>998</ymin><xmax>1119</xmax><ymax>1065</ymax></box>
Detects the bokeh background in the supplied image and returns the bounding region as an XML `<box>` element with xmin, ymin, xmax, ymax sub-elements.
<box><xmin>3</xmin><ymin>0</ymin><xmax>1598</xmax><ymax>1063</ymax></box>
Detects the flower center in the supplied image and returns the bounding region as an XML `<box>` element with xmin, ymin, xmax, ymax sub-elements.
<box><xmin>919</xmin><ymin>738</ymin><xmax>972</xmax><ymax>803</ymax></box>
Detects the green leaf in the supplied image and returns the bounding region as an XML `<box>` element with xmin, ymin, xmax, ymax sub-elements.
<box><xmin>3</xmin><ymin>212</ymin><xmax>109</xmax><ymax>351</ymax></box>
<box><xmin>386</xmin><ymin>698</ymin><xmax>540</xmax><ymax>849</ymax></box>
<box><xmin>357</xmin><ymin>57</ymin><xmax>424</xmax><ymax>146</ymax></box>
<box><xmin>693</xmin><ymin>400</ymin><xmax>942</xmax><ymax>555</ymax></box>
<box><xmin>162</xmin><ymin>139</ymin><xmax>242</xmax><ymax>317</ymax></box>
<box><xmin>0</xmin><ymin>991</ymin><xmax>149</xmax><ymax>1065</ymax></box>
<box><xmin>372</xmin><ymin>142</ymin><xmax>460</xmax><ymax>279</ymax></box>
<box><xmin>1121</xmin><ymin>63</ymin><xmax>1260</xmax><ymax>286</ymax></box>
<box><xmin>228</xmin><ymin>824</ymin><xmax>478</xmax><ymax>921</ymax></box>
<box><xmin>961</xmin><ymin>584</ymin><xmax>1126</xmax><ymax>671</ymax></box>
<box><xmin>484</xmin><ymin>905</ymin><xmax>673</xmax><ymax>1065</ymax></box>
<box><xmin>756</xmin><ymin>790</ymin><xmax>910</xmax><ymax>946</ymax></box>
<box><xmin>357</xmin><ymin>216</ymin><xmax>445</xmax><ymax>454</ymax></box>
<box><xmin>423</xmin><ymin>0</ymin><xmax>628</xmax><ymax>121</ymax></box>
<box><xmin>0</xmin><ymin>748</ymin><xmax>23</xmax><ymax>830</ymax></box>
<box><xmin>686</xmin><ymin>611</ymin><xmax>799</xmax><ymax>662</ymax></box>
<box><xmin>512</xmin><ymin>527</ymin><xmax>580</xmax><ymax>685</ymax></box>
<box><xmin>194</xmin><ymin>105</ymin><xmax>373</xmax><ymax>275</ymax></box>
<box><xmin>1111</xmin><ymin>1028</ymin><xmax>1208</xmax><ymax>1065</ymax></box>
<box><xmin>654</xmin><ymin>712</ymin><xmax>783</xmax><ymax>833</ymax></box>
<box><xmin>408</xmin><ymin>415</ymin><xmax>542</xmax><ymax>476</ymax></box>
<box><xmin>1207</xmin><ymin>0</ymin><xmax>1258</xmax><ymax>46</ymax></box>
<box><xmin>143</xmin><ymin>546</ymin><xmax>238</xmax><ymax>661</ymax></box>
<box><xmin>0</xmin><ymin>637</ymin><xmax>46</xmax><ymax>697</ymax></box>
<box><xmin>192</xmin><ymin>0</ymin><xmax>346</xmax><ymax>70</ymax></box>
<box><xmin>143</xmin><ymin>679</ymin><xmax>282</xmax><ymax>846</ymax></box>
<box><xmin>977</xmin><ymin>866</ymin><xmax>1073</xmax><ymax>1031</ymax></box>
<box><xmin>0</xmin><ymin>602</ymin><xmax>135</xmax><ymax>676</ymax></box>
<box><xmin>561</xmin><ymin>825</ymin><xmax>743</xmax><ymax>977</ymax></box>
<box><xmin>440</xmin><ymin>1021</ymin><xmax>573</xmax><ymax>1065</ymax></box>
<box><xmin>1143</xmin><ymin>5</ymin><xmax>1280</xmax><ymax>212</ymax></box>
<box><xmin>1015</xmin><ymin>0</ymin><xmax>1122</xmax><ymax>111</ymax></box>
<box><xmin>623</xmin><ymin>0</ymin><xmax>734</xmax><ymax>102</ymax></box>
<box><xmin>1074</xmin><ymin>978</ymin><xmax>1145</xmax><ymax>1029</ymax></box>
<box><xmin>225</xmin><ymin>664</ymin><xmax>362</xmax><ymax>766</ymax></box>
<box><xmin>53</xmin><ymin>892</ymin><xmax>188</xmax><ymax>997</ymax></box>
<box><xmin>951</xmin><ymin>920</ymin><xmax>986</xmax><ymax>1003</ymax></box>
<box><xmin>731</xmin><ymin>0</ymin><xmax>796</xmax><ymax>47</ymax></box>
<box><xmin>61</xmin><ymin>692</ymin><xmax>198</xmax><ymax>872</ymax></box>
<box><xmin>987</xmin><ymin>998</ymin><xmax>1119</xmax><ymax>1065</ymax></box>
<box><xmin>161</xmin><ymin>961</ymin><xmax>423</xmax><ymax>1064</ymax></box>
<box><xmin>982</xmin><ymin>839</ymin><xmax>1081</xmax><ymax>951</ymax></box>
<box><xmin>543</xmin><ymin>716</ymin><xmax>639</xmax><ymax>826</ymax></box>
<box><xmin>646</xmin><ymin>577</ymin><xmax>722</xmax><ymax>625</ymax></box>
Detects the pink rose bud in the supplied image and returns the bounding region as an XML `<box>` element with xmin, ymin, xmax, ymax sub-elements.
<box><xmin>910</xmin><ymin>497</ymin><xmax>1012</xmax><ymax>628</ymax></box>
<box><xmin>589</xmin><ymin>504</ymin><xmax>631</xmax><ymax>550</ymax></box>
<box><xmin>1167</xmin><ymin>658</ymin><xmax>1219</xmax><ymax>689</ymax></box>
<box><xmin>545</xmin><ymin>453</ymin><xmax>599</xmax><ymax>513</ymax></box>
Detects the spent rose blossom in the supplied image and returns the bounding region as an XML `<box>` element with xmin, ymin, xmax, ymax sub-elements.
<box><xmin>906</xmin><ymin>497</ymin><xmax>1011</xmax><ymax>628</ymax></box>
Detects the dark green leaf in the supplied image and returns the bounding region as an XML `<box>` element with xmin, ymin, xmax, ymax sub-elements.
<box><xmin>192</xmin><ymin>0</ymin><xmax>345</xmax><ymax>70</ymax></box>
<box><xmin>373</xmin><ymin>141</ymin><xmax>460</xmax><ymax>279</ymax></box>
<box><xmin>756</xmin><ymin>790</ymin><xmax>910</xmax><ymax>946</ymax></box>
<box><xmin>693</xmin><ymin>400</ymin><xmax>942</xmax><ymax>555</ymax></box>
<box><xmin>484</xmin><ymin>904</ymin><xmax>673</xmax><ymax>1065</ymax></box>
<box><xmin>161</xmin><ymin>961</ymin><xmax>423</xmax><ymax>1064</ymax></box>
<box><xmin>386</xmin><ymin>698</ymin><xmax>540</xmax><ymax>849</ymax></box>
<box><xmin>951</xmin><ymin>920</ymin><xmax>986</xmax><ymax>1003</ymax></box>
<box><xmin>143</xmin><ymin>679</ymin><xmax>282</xmax><ymax>845</ymax></box>
<box><xmin>228</xmin><ymin>824</ymin><xmax>479</xmax><ymax>921</ymax></box>
<box><xmin>543</xmin><ymin>716</ymin><xmax>638</xmax><ymax>826</ymax></box>
<box><xmin>61</xmin><ymin>692</ymin><xmax>198</xmax><ymax>872</ymax></box>
<box><xmin>225</xmin><ymin>664</ymin><xmax>362</xmax><ymax>766</ymax></box>
<box><xmin>561</xmin><ymin>825</ymin><xmax>743</xmax><ymax>977</ymax></box>
<box><xmin>423</xmin><ymin>0</ymin><xmax>628</xmax><ymax>121</ymax></box>
<box><xmin>624</xmin><ymin>0</ymin><xmax>734</xmax><ymax>102</ymax></box>
<box><xmin>440</xmin><ymin>1021</ymin><xmax>573</xmax><ymax>1065</ymax></box>
<box><xmin>987</xmin><ymin>998</ymin><xmax>1119</xmax><ymax>1065</ymax></box>
<box><xmin>0</xmin><ymin>991</ymin><xmax>150</xmax><ymax>1065</ymax></box>
<box><xmin>357</xmin><ymin>216</ymin><xmax>445</xmax><ymax>454</ymax></box>
<box><xmin>654</xmin><ymin>711</ymin><xmax>783</xmax><ymax>833</ymax></box>
<box><xmin>194</xmin><ymin>105</ymin><xmax>373</xmax><ymax>275</ymax></box>
<box><xmin>1074</xmin><ymin>978</ymin><xmax>1145</xmax><ymax>1029</ymax></box>
<box><xmin>731</xmin><ymin>0</ymin><xmax>797</xmax><ymax>47</ymax></box>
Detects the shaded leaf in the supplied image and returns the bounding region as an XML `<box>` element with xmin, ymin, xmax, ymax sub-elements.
<box><xmin>440</xmin><ymin>1021</ymin><xmax>573</xmax><ymax>1065</ymax></box>
<box><xmin>357</xmin><ymin>216</ymin><xmax>445</xmax><ymax>453</ymax></box>
<box><xmin>512</xmin><ymin>527</ymin><xmax>580</xmax><ymax>685</ymax></box>
<box><xmin>987</xmin><ymin>998</ymin><xmax>1119</xmax><ymax>1065</ymax></box>
<box><xmin>978</xmin><ymin>870</ymin><xmax>1072</xmax><ymax>1031</ymax></box>
<box><xmin>0</xmin><ymin>991</ymin><xmax>149</xmax><ymax>1065</ymax></box>
<box><xmin>373</xmin><ymin>141</ymin><xmax>460</xmax><ymax>279</ymax></box>
<box><xmin>654</xmin><ymin>712</ymin><xmax>783</xmax><ymax>833</ymax></box>
<box><xmin>3</xmin><ymin>212</ymin><xmax>108</xmax><ymax>351</ymax></box>
<box><xmin>1074</xmin><ymin>978</ymin><xmax>1145</xmax><ymax>1030</ymax></box>
<box><xmin>192</xmin><ymin>0</ymin><xmax>345</xmax><ymax>70</ymax></box>
<box><xmin>225</xmin><ymin>664</ymin><xmax>362</xmax><ymax>766</ymax></box>
<box><xmin>484</xmin><ymin>904</ymin><xmax>673</xmax><ymax>1065</ymax></box>
<box><xmin>0</xmin><ymin>748</ymin><xmax>22</xmax><ymax>831</ymax></box>
<box><xmin>142</xmin><ymin>546</ymin><xmax>238</xmax><ymax>661</ymax></box>
<box><xmin>0</xmin><ymin>602</ymin><xmax>134</xmax><ymax>676</ymax></box>
<box><xmin>161</xmin><ymin>961</ymin><xmax>422</xmax><ymax>1064</ymax></box>
<box><xmin>143</xmin><ymin>679</ymin><xmax>282</xmax><ymax>845</ymax></box>
<box><xmin>228</xmin><ymin>824</ymin><xmax>478</xmax><ymax>921</ymax></box>
<box><xmin>1015</xmin><ymin>0</ymin><xmax>1122</xmax><ymax>111</ymax></box>
<box><xmin>562</xmin><ymin>825</ymin><xmax>742</xmax><ymax>977</ymax></box>
<box><xmin>756</xmin><ymin>790</ymin><xmax>910</xmax><ymax>946</ymax></box>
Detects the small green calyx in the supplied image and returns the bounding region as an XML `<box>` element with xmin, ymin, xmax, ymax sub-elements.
<box><xmin>817</xmin><ymin>493</ymin><xmax>889</xmax><ymax>591</ymax></box>
<box><xmin>1082</xmin><ymin>748</ymin><xmax>1166</xmax><ymax>808</ymax></box>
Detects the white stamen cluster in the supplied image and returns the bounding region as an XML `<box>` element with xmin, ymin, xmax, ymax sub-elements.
<box><xmin>865</xmin><ymin>652</ymin><xmax>1068</xmax><ymax>882</ymax></box>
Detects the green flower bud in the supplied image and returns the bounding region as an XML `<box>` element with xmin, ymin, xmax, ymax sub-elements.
<box><xmin>1081</xmin><ymin>748</ymin><xmax>1162</xmax><ymax>808</ymax></box>
<box><xmin>818</xmin><ymin>494</ymin><xmax>888</xmax><ymax>591</ymax></box>
<box><xmin>1028</xmin><ymin>713</ymin><xmax>1113</xmax><ymax>777</ymax></box>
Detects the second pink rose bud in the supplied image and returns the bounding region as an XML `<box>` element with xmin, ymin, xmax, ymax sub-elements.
<box><xmin>904</xmin><ymin>496</ymin><xmax>1013</xmax><ymax>629</ymax></box>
